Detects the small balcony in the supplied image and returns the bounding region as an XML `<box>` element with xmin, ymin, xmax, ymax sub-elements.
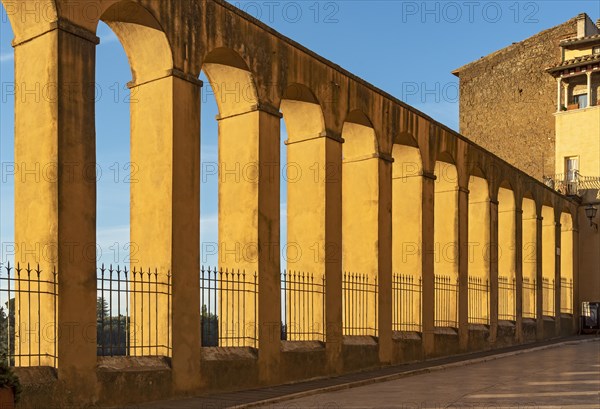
<box><xmin>543</xmin><ymin>172</ymin><xmax>600</xmax><ymax>196</ymax></box>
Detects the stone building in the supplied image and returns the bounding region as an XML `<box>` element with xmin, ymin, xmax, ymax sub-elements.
<box><xmin>453</xmin><ymin>14</ymin><xmax>600</xmax><ymax>180</ymax></box>
<box><xmin>545</xmin><ymin>22</ymin><xmax>600</xmax><ymax>303</ymax></box>
<box><xmin>455</xmin><ymin>13</ymin><xmax>600</xmax><ymax>308</ymax></box>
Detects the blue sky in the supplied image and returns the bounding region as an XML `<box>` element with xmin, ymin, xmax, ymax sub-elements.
<box><xmin>1</xmin><ymin>1</ymin><xmax>599</xmax><ymax>267</ymax></box>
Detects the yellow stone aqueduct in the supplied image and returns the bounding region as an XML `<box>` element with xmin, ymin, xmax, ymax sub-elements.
<box><xmin>2</xmin><ymin>0</ymin><xmax>578</xmax><ymax>406</ymax></box>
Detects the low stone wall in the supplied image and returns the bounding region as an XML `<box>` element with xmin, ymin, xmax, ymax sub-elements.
<box><xmin>543</xmin><ymin>317</ymin><xmax>558</xmax><ymax>339</ymax></box>
<box><xmin>560</xmin><ymin>315</ymin><xmax>575</xmax><ymax>336</ymax></box>
<box><xmin>13</xmin><ymin>319</ymin><xmax>581</xmax><ymax>409</ymax></box>
<box><xmin>468</xmin><ymin>325</ymin><xmax>491</xmax><ymax>352</ymax></box>
<box><xmin>341</xmin><ymin>336</ymin><xmax>379</xmax><ymax>373</ymax></box>
<box><xmin>495</xmin><ymin>321</ymin><xmax>518</xmax><ymax>348</ymax></box>
<box><xmin>392</xmin><ymin>331</ymin><xmax>423</xmax><ymax>364</ymax></box>
<box><xmin>522</xmin><ymin>319</ymin><xmax>538</xmax><ymax>343</ymax></box>
<box><xmin>199</xmin><ymin>347</ymin><xmax>260</xmax><ymax>393</ymax></box>
<box><xmin>432</xmin><ymin>328</ymin><xmax>460</xmax><ymax>358</ymax></box>
<box><xmin>280</xmin><ymin>341</ymin><xmax>328</xmax><ymax>383</ymax></box>
<box><xmin>97</xmin><ymin>357</ymin><xmax>173</xmax><ymax>407</ymax></box>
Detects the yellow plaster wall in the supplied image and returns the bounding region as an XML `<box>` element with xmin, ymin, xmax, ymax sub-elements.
<box><xmin>555</xmin><ymin>107</ymin><xmax>600</xmax><ymax>177</ymax></box>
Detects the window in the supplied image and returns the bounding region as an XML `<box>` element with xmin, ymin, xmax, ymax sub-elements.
<box><xmin>565</xmin><ymin>156</ymin><xmax>579</xmax><ymax>182</ymax></box>
<box><xmin>593</xmin><ymin>46</ymin><xmax>600</xmax><ymax>55</ymax></box>
<box><xmin>574</xmin><ymin>94</ymin><xmax>588</xmax><ymax>109</ymax></box>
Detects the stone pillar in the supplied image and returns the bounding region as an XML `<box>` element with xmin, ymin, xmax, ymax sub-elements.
<box><xmin>286</xmin><ymin>131</ymin><xmax>343</xmax><ymax>372</ymax></box>
<box><xmin>572</xmin><ymin>222</ymin><xmax>580</xmax><ymax>332</ymax></box>
<box><xmin>489</xmin><ymin>199</ymin><xmax>499</xmax><ymax>343</ymax></box>
<box><xmin>218</xmin><ymin>104</ymin><xmax>281</xmax><ymax>383</ymax></box>
<box><xmin>458</xmin><ymin>187</ymin><xmax>469</xmax><ymax>350</ymax></box>
<box><xmin>129</xmin><ymin>71</ymin><xmax>202</xmax><ymax>391</ymax></box>
<box><xmin>536</xmin><ymin>215</ymin><xmax>544</xmax><ymax>340</ymax></box>
<box><xmin>555</xmin><ymin>219</ymin><xmax>562</xmax><ymax>336</ymax></box>
<box><xmin>563</xmin><ymin>83</ymin><xmax>569</xmax><ymax>109</ymax></box>
<box><xmin>556</xmin><ymin>78</ymin><xmax>562</xmax><ymax>112</ymax></box>
<box><xmin>378</xmin><ymin>155</ymin><xmax>393</xmax><ymax>364</ymax></box>
<box><xmin>324</xmin><ymin>135</ymin><xmax>343</xmax><ymax>374</ymax></box>
<box><xmin>13</xmin><ymin>21</ymin><xmax>98</xmax><ymax>400</ymax></box>
<box><xmin>342</xmin><ymin>153</ymin><xmax>379</xmax><ymax>336</ymax></box>
<box><xmin>421</xmin><ymin>172</ymin><xmax>436</xmax><ymax>356</ymax></box>
<box><xmin>587</xmin><ymin>72</ymin><xmax>592</xmax><ymax>107</ymax></box>
<box><xmin>515</xmin><ymin>208</ymin><xmax>524</xmax><ymax>343</ymax></box>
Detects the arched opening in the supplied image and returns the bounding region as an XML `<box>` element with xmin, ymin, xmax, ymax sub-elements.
<box><xmin>498</xmin><ymin>182</ymin><xmax>517</xmax><ymax>321</ymax></box>
<box><xmin>522</xmin><ymin>195</ymin><xmax>538</xmax><ymax>319</ymax></box>
<box><xmin>467</xmin><ymin>168</ymin><xmax>490</xmax><ymax>325</ymax></box>
<box><xmin>96</xmin><ymin>0</ymin><xmax>175</xmax><ymax>358</ymax></box>
<box><xmin>280</xmin><ymin>84</ymin><xmax>327</xmax><ymax>342</ymax></box>
<box><xmin>199</xmin><ymin>47</ymin><xmax>263</xmax><ymax>348</ymax></box>
<box><xmin>434</xmin><ymin>154</ymin><xmax>459</xmax><ymax>328</ymax></box>
<box><xmin>560</xmin><ymin>211</ymin><xmax>574</xmax><ymax>314</ymax></box>
<box><xmin>342</xmin><ymin>110</ymin><xmax>379</xmax><ymax>336</ymax></box>
<box><xmin>541</xmin><ymin>205</ymin><xmax>556</xmax><ymax>317</ymax></box>
<box><xmin>391</xmin><ymin>143</ymin><xmax>423</xmax><ymax>333</ymax></box>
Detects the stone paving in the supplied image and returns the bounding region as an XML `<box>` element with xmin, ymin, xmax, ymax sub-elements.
<box><xmin>259</xmin><ymin>340</ymin><xmax>600</xmax><ymax>409</ymax></box>
<box><xmin>125</xmin><ymin>337</ymin><xmax>599</xmax><ymax>409</ymax></box>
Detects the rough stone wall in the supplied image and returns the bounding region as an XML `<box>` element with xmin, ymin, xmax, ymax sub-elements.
<box><xmin>454</xmin><ymin>18</ymin><xmax>578</xmax><ymax>180</ymax></box>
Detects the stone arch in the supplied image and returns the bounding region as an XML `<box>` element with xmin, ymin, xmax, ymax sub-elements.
<box><xmin>341</xmin><ymin>110</ymin><xmax>379</xmax><ymax>336</ymax></box>
<box><xmin>280</xmin><ymin>83</ymin><xmax>327</xmax><ymax>341</ymax></box>
<box><xmin>391</xmin><ymin>143</ymin><xmax>423</xmax><ymax>332</ymax></box>
<box><xmin>0</xmin><ymin>0</ymin><xmax>58</xmax><ymax>41</ymax></box>
<box><xmin>560</xmin><ymin>210</ymin><xmax>574</xmax><ymax>314</ymax></box>
<box><xmin>433</xmin><ymin>152</ymin><xmax>459</xmax><ymax>328</ymax></box>
<box><xmin>467</xmin><ymin>165</ymin><xmax>490</xmax><ymax>324</ymax></box>
<box><xmin>202</xmin><ymin>47</ymin><xmax>259</xmax><ymax>118</ymax></box>
<box><xmin>99</xmin><ymin>1</ymin><xmax>174</xmax><ymax>85</ymax></box>
<box><xmin>522</xmin><ymin>192</ymin><xmax>538</xmax><ymax>319</ymax></box>
<box><xmin>498</xmin><ymin>180</ymin><xmax>517</xmax><ymax>321</ymax></box>
<box><xmin>342</xmin><ymin>110</ymin><xmax>378</xmax><ymax>160</ymax></box>
<box><xmin>95</xmin><ymin>1</ymin><xmax>177</xmax><ymax>358</ymax></box>
<box><xmin>199</xmin><ymin>47</ymin><xmax>263</xmax><ymax>347</ymax></box>
<box><xmin>280</xmin><ymin>83</ymin><xmax>326</xmax><ymax>142</ymax></box>
<box><xmin>541</xmin><ymin>203</ymin><xmax>556</xmax><ymax>317</ymax></box>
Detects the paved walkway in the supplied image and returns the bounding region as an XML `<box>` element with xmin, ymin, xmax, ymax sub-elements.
<box><xmin>125</xmin><ymin>336</ymin><xmax>599</xmax><ymax>409</ymax></box>
<box><xmin>259</xmin><ymin>340</ymin><xmax>600</xmax><ymax>409</ymax></box>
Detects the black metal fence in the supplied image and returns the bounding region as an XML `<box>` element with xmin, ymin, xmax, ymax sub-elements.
<box><xmin>560</xmin><ymin>278</ymin><xmax>573</xmax><ymax>314</ymax></box>
<box><xmin>522</xmin><ymin>277</ymin><xmax>537</xmax><ymax>319</ymax></box>
<box><xmin>97</xmin><ymin>265</ymin><xmax>172</xmax><ymax>357</ymax></box>
<box><xmin>434</xmin><ymin>275</ymin><xmax>458</xmax><ymax>328</ymax></box>
<box><xmin>200</xmin><ymin>267</ymin><xmax>258</xmax><ymax>348</ymax></box>
<box><xmin>542</xmin><ymin>278</ymin><xmax>555</xmax><ymax>317</ymax></box>
<box><xmin>281</xmin><ymin>270</ymin><xmax>325</xmax><ymax>342</ymax></box>
<box><xmin>342</xmin><ymin>273</ymin><xmax>378</xmax><ymax>336</ymax></box>
<box><xmin>0</xmin><ymin>262</ymin><xmax>57</xmax><ymax>367</ymax></box>
<box><xmin>392</xmin><ymin>274</ymin><xmax>422</xmax><ymax>332</ymax></box>
<box><xmin>544</xmin><ymin>172</ymin><xmax>600</xmax><ymax>196</ymax></box>
<box><xmin>498</xmin><ymin>276</ymin><xmax>516</xmax><ymax>321</ymax></box>
<box><xmin>468</xmin><ymin>276</ymin><xmax>489</xmax><ymax>325</ymax></box>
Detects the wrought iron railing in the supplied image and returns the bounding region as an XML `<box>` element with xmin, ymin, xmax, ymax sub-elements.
<box><xmin>281</xmin><ymin>270</ymin><xmax>325</xmax><ymax>342</ymax></box>
<box><xmin>498</xmin><ymin>276</ymin><xmax>516</xmax><ymax>321</ymax></box>
<box><xmin>522</xmin><ymin>277</ymin><xmax>537</xmax><ymax>319</ymax></box>
<box><xmin>0</xmin><ymin>262</ymin><xmax>57</xmax><ymax>367</ymax></box>
<box><xmin>542</xmin><ymin>277</ymin><xmax>555</xmax><ymax>317</ymax></box>
<box><xmin>392</xmin><ymin>274</ymin><xmax>422</xmax><ymax>332</ymax></box>
<box><xmin>543</xmin><ymin>172</ymin><xmax>600</xmax><ymax>196</ymax></box>
<box><xmin>560</xmin><ymin>277</ymin><xmax>573</xmax><ymax>314</ymax></box>
<box><xmin>342</xmin><ymin>272</ymin><xmax>378</xmax><ymax>336</ymax></box>
<box><xmin>200</xmin><ymin>266</ymin><xmax>258</xmax><ymax>348</ymax></box>
<box><xmin>468</xmin><ymin>276</ymin><xmax>489</xmax><ymax>325</ymax></box>
<box><xmin>97</xmin><ymin>265</ymin><xmax>172</xmax><ymax>357</ymax></box>
<box><xmin>434</xmin><ymin>275</ymin><xmax>459</xmax><ymax>328</ymax></box>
